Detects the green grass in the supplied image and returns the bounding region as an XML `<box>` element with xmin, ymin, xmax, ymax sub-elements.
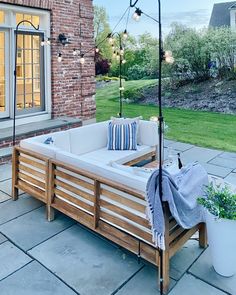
<box><xmin>96</xmin><ymin>79</ymin><xmax>236</xmax><ymax>152</ymax></box>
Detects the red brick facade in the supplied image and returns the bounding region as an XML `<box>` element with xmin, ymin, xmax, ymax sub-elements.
<box><xmin>0</xmin><ymin>0</ymin><xmax>96</xmax><ymax>120</ymax></box>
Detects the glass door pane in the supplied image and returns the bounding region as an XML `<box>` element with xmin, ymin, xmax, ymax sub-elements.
<box><xmin>16</xmin><ymin>32</ymin><xmax>44</xmax><ymax>114</ymax></box>
<box><xmin>0</xmin><ymin>30</ymin><xmax>9</xmax><ymax>118</ymax></box>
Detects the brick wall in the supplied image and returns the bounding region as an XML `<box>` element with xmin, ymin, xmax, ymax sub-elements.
<box><xmin>0</xmin><ymin>0</ymin><xmax>96</xmax><ymax>120</ymax></box>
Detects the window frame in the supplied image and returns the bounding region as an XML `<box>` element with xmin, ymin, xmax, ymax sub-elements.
<box><xmin>0</xmin><ymin>4</ymin><xmax>51</xmax><ymax>121</ymax></box>
<box><xmin>15</xmin><ymin>30</ymin><xmax>45</xmax><ymax>115</ymax></box>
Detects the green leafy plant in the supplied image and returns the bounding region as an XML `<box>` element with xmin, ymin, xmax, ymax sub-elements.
<box><xmin>198</xmin><ymin>183</ymin><xmax>236</xmax><ymax>220</ymax></box>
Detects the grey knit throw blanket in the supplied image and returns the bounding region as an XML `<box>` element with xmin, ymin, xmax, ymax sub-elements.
<box><xmin>145</xmin><ymin>162</ymin><xmax>208</xmax><ymax>250</ymax></box>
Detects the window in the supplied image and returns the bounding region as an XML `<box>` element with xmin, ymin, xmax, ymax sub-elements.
<box><xmin>16</xmin><ymin>13</ymin><xmax>40</xmax><ymax>27</ymax></box>
<box><xmin>0</xmin><ymin>4</ymin><xmax>50</xmax><ymax>121</ymax></box>
<box><xmin>0</xmin><ymin>10</ymin><xmax>4</xmax><ymax>24</ymax></box>
<box><xmin>16</xmin><ymin>32</ymin><xmax>44</xmax><ymax>113</ymax></box>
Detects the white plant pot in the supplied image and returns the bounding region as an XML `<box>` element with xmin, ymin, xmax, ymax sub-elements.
<box><xmin>206</xmin><ymin>212</ymin><xmax>236</xmax><ymax>277</ymax></box>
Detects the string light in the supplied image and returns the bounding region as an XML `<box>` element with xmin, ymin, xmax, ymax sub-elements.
<box><xmin>164</xmin><ymin>51</ymin><xmax>174</xmax><ymax>64</ymax></box>
<box><xmin>132</xmin><ymin>8</ymin><xmax>142</xmax><ymax>21</ymax></box>
<box><xmin>41</xmin><ymin>38</ymin><xmax>51</xmax><ymax>46</ymax></box>
<box><xmin>116</xmin><ymin>52</ymin><xmax>120</xmax><ymax>61</ymax></box>
<box><xmin>123</xmin><ymin>29</ymin><xmax>128</xmax><ymax>39</ymax></box>
<box><xmin>113</xmin><ymin>51</ymin><xmax>117</xmax><ymax>58</ymax></box>
<box><xmin>122</xmin><ymin>59</ymin><xmax>126</xmax><ymax>64</ymax></box>
<box><xmin>95</xmin><ymin>47</ymin><xmax>99</xmax><ymax>53</ymax></box>
<box><xmin>57</xmin><ymin>52</ymin><xmax>62</xmax><ymax>62</ymax></box>
<box><xmin>80</xmin><ymin>54</ymin><xmax>85</xmax><ymax>64</ymax></box>
<box><xmin>73</xmin><ymin>49</ymin><xmax>78</xmax><ymax>56</ymax></box>
<box><xmin>120</xmin><ymin>48</ymin><xmax>124</xmax><ymax>55</ymax></box>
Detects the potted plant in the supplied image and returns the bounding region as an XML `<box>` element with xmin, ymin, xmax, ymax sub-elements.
<box><xmin>198</xmin><ymin>183</ymin><xmax>236</xmax><ymax>277</ymax></box>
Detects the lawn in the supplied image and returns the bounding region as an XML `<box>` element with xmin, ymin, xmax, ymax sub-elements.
<box><xmin>96</xmin><ymin>79</ymin><xmax>236</xmax><ymax>152</ymax></box>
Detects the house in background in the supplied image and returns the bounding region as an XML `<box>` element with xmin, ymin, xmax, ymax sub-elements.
<box><xmin>0</xmin><ymin>0</ymin><xmax>96</xmax><ymax>163</ymax></box>
<box><xmin>209</xmin><ymin>1</ymin><xmax>236</xmax><ymax>29</ymax></box>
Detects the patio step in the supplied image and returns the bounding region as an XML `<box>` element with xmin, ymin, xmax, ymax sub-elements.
<box><xmin>0</xmin><ymin>116</ymin><xmax>82</xmax><ymax>165</ymax></box>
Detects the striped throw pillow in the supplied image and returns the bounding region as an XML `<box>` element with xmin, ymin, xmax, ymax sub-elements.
<box><xmin>107</xmin><ymin>121</ymin><xmax>137</xmax><ymax>150</ymax></box>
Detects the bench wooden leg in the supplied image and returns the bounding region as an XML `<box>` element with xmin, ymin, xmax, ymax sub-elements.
<box><xmin>12</xmin><ymin>187</ymin><xmax>19</xmax><ymax>201</ymax></box>
<box><xmin>199</xmin><ymin>223</ymin><xmax>208</xmax><ymax>248</ymax></box>
<box><xmin>12</xmin><ymin>148</ymin><xmax>19</xmax><ymax>201</ymax></box>
<box><xmin>157</xmin><ymin>249</ymin><xmax>170</xmax><ymax>294</ymax></box>
<box><xmin>46</xmin><ymin>206</ymin><xmax>55</xmax><ymax>222</ymax></box>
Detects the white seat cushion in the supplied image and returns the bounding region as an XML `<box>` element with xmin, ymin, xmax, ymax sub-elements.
<box><xmin>78</xmin><ymin>145</ymin><xmax>155</xmax><ymax>165</ymax></box>
<box><xmin>56</xmin><ymin>150</ymin><xmax>147</xmax><ymax>192</ymax></box>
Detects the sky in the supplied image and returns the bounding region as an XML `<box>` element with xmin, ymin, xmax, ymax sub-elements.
<box><xmin>93</xmin><ymin>0</ymin><xmax>235</xmax><ymax>37</ymax></box>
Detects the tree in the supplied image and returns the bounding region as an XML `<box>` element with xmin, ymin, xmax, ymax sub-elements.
<box><xmin>165</xmin><ymin>23</ymin><xmax>211</xmax><ymax>81</ymax></box>
<box><xmin>94</xmin><ymin>6</ymin><xmax>112</xmax><ymax>60</ymax></box>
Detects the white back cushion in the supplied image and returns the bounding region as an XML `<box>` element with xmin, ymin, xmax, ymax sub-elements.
<box><xmin>69</xmin><ymin>121</ymin><xmax>108</xmax><ymax>155</ymax></box>
<box><xmin>20</xmin><ymin>130</ymin><xmax>70</xmax><ymax>157</ymax></box>
<box><xmin>51</xmin><ymin>131</ymin><xmax>70</xmax><ymax>152</ymax></box>
<box><xmin>139</xmin><ymin>120</ymin><xmax>158</xmax><ymax>146</ymax></box>
<box><xmin>20</xmin><ymin>140</ymin><xmax>60</xmax><ymax>158</ymax></box>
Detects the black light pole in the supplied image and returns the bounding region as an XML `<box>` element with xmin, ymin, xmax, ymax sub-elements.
<box><xmin>13</xmin><ymin>20</ymin><xmax>39</xmax><ymax>146</ymax></box>
<box><xmin>157</xmin><ymin>2</ymin><xmax>165</xmax><ymax>294</ymax></box>
<box><xmin>130</xmin><ymin>1</ymin><xmax>169</xmax><ymax>294</ymax></box>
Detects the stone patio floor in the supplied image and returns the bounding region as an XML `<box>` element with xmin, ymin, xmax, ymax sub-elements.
<box><xmin>0</xmin><ymin>140</ymin><xmax>236</xmax><ymax>295</ymax></box>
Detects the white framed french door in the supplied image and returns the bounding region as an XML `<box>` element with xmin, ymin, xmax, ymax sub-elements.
<box><xmin>0</xmin><ymin>29</ymin><xmax>9</xmax><ymax>118</ymax></box>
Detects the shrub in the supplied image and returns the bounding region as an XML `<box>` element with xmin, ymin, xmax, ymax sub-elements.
<box><xmin>198</xmin><ymin>183</ymin><xmax>236</xmax><ymax>220</ymax></box>
<box><xmin>123</xmin><ymin>88</ymin><xmax>143</xmax><ymax>101</ymax></box>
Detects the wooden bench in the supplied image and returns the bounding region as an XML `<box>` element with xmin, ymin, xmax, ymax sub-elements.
<box><xmin>12</xmin><ymin>146</ymin><xmax>207</xmax><ymax>294</ymax></box>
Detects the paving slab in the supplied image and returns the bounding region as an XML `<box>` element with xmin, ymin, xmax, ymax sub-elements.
<box><xmin>0</xmin><ymin>164</ymin><xmax>12</xmax><ymax>182</ymax></box>
<box><xmin>170</xmin><ymin>240</ymin><xmax>204</xmax><ymax>280</ymax></box>
<box><xmin>164</xmin><ymin>139</ymin><xmax>175</xmax><ymax>147</ymax></box>
<box><xmin>0</xmin><ymin>191</ymin><xmax>11</xmax><ymax>203</ymax></box>
<box><xmin>200</xmin><ymin>162</ymin><xmax>232</xmax><ymax>178</ymax></box>
<box><xmin>29</xmin><ymin>224</ymin><xmax>143</xmax><ymax>295</ymax></box>
<box><xmin>0</xmin><ymin>194</ymin><xmax>42</xmax><ymax>225</ymax></box>
<box><xmin>0</xmin><ymin>207</ymin><xmax>75</xmax><ymax>251</ymax></box>
<box><xmin>169</xmin><ymin>273</ymin><xmax>226</xmax><ymax>295</ymax></box>
<box><xmin>0</xmin><ymin>233</ymin><xmax>7</xmax><ymax>244</ymax></box>
<box><xmin>189</xmin><ymin>248</ymin><xmax>236</xmax><ymax>295</ymax></box>
<box><xmin>167</xmin><ymin>142</ymin><xmax>194</xmax><ymax>152</ymax></box>
<box><xmin>0</xmin><ymin>178</ymin><xmax>23</xmax><ymax>196</ymax></box>
<box><xmin>209</xmin><ymin>157</ymin><xmax>236</xmax><ymax>169</ymax></box>
<box><xmin>181</xmin><ymin>147</ymin><xmax>222</xmax><ymax>164</ymax></box>
<box><xmin>0</xmin><ymin>241</ymin><xmax>32</xmax><ymax>280</ymax></box>
<box><xmin>219</xmin><ymin>151</ymin><xmax>236</xmax><ymax>160</ymax></box>
<box><xmin>0</xmin><ymin>261</ymin><xmax>77</xmax><ymax>295</ymax></box>
<box><xmin>116</xmin><ymin>265</ymin><xmax>176</xmax><ymax>295</ymax></box>
<box><xmin>224</xmin><ymin>173</ymin><xmax>236</xmax><ymax>186</ymax></box>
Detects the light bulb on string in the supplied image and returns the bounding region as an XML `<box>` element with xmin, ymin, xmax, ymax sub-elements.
<box><xmin>73</xmin><ymin>49</ymin><xmax>78</xmax><ymax>56</ymax></box>
<box><xmin>116</xmin><ymin>53</ymin><xmax>120</xmax><ymax>61</ymax></box>
<box><xmin>80</xmin><ymin>54</ymin><xmax>85</xmax><ymax>64</ymax></box>
<box><xmin>46</xmin><ymin>39</ymin><xmax>51</xmax><ymax>45</ymax></box>
<box><xmin>123</xmin><ymin>30</ymin><xmax>128</xmax><ymax>39</ymax></box>
<box><xmin>95</xmin><ymin>47</ymin><xmax>99</xmax><ymax>53</ymax></box>
<box><xmin>57</xmin><ymin>53</ymin><xmax>62</xmax><ymax>62</ymax></box>
<box><xmin>164</xmin><ymin>50</ymin><xmax>174</xmax><ymax>64</ymax></box>
<box><xmin>113</xmin><ymin>51</ymin><xmax>117</xmax><ymax>58</ymax></box>
<box><xmin>120</xmin><ymin>48</ymin><xmax>124</xmax><ymax>56</ymax></box>
<box><xmin>122</xmin><ymin>59</ymin><xmax>126</xmax><ymax>64</ymax></box>
<box><xmin>132</xmin><ymin>8</ymin><xmax>142</xmax><ymax>21</ymax></box>
<box><xmin>41</xmin><ymin>39</ymin><xmax>45</xmax><ymax>46</ymax></box>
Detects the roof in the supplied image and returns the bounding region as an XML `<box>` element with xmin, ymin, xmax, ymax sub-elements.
<box><xmin>209</xmin><ymin>1</ymin><xmax>236</xmax><ymax>27</ymax></box>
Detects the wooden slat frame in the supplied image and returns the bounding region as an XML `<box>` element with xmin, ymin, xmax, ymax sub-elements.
<box><xmin>12</xmin><ymin>147</ymin><xmax>207</xmax><ymax>294</ymax></box>
<box><xmin>100</xmin><ymin>199</ymin><xmax>150</xmax><ymax>228</ymax></box>
<box><xmin>100</xmin><ymin>188</ymin><xmax>146</xmax><ymax>213</ymax></box>
<box><xmin>12</xmin><ymin>146</ymin><xmax>49</xmax><ymax>204</ymax></box>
